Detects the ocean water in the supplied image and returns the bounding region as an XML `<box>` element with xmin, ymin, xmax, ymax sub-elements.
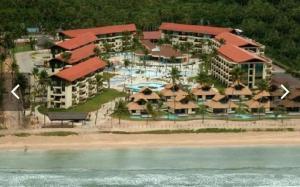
<box><xmin>0</xmin><ymin>147</ymin><xmax>300</xmax><ymax>186</ymax></box>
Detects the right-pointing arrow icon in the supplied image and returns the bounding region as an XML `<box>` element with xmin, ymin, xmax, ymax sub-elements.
<box><xmin>280</xmin><ymin>84</ymin><xmax>290</xmax><ymax>100</ymax></box>
<box><xmin>11</xmin><ymin>84</ymin><xmax>20</xmax><ymax>100</ymax></box>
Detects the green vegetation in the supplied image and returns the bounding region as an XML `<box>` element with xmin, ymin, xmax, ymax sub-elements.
<box><xmin>12</xmin><ymin>44</ymin><xmax>32</xmax><ymax>53</ymax></box>
<box><xmin>39</xmin><ymin>88</ymin><xmax>127</xmax><ymax>113</ymax></box>
<box><xmin>1</xmin><ymin>1</ymin><xmax>299</xmax><ymax>71</ymax></box>
<box><xmin>13</xmin><ymin>132</ymin><xmax>31</xmax><ymax>137</ymax></box>
<box><xmin>189</xmin><ymin>75</ymin><xmax>226</xmax><ymax>90</ymax></box>
<box><xmin>252</xmin><ymin>128</ymin><xmax>295</xmax><ymax>132</ymax></box>
<box><xmin>38</xmin><ymin>131</ymin><xmax>78</xmax><ymax>136</ymax></box>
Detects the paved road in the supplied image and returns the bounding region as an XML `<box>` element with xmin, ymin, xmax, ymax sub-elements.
<box><xmin>15</xmin><ymin>50</ymin><xmax>51</xmax><ymax>73</ymax></box>
<box><xmin>15</xmin><ymin>51</ymin><xmax>35</xmax><ymax>73</ymax></box>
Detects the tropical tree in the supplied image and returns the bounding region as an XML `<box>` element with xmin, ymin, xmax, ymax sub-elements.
<box><xmin>61</xmin><ymin>51</ymin><xmax>71</xmax><ymax>64</ymax></box>
<box><xmin>142</xmin><ymin>47</ymin><xmax>149</xmax><ymax>67</ymax></box>
<box><xmin>196</xmin><ymin>69</ymin><xmax>209</xmax><ymax>85</ymax></box>
<box><xmin>169</xmin><ymin>66</ymin><xmax>180</xmax><ymax>85</ymax></box>
<box><xmin>103</xmin><ymin>72</ymin><xmax>111</xmax><ymax>89</ymax></box>
<box><xmin>124</xmin><ymin>59</ymin><xmax>131</xmax><ymax>68</ymax></box>
<box><xmin>197</xmin><ymin>104</ymin><xmax>207</xmax><ymax>123</ymax></box>
<box><xmin>183</xmin><ymin>42</ymin><xmax>193</xmax><ymax>63</ymax></box>
<box><xmin>113</xmin><ymin>99</ymin><xmax>129</xmax><ymax>125</ymax></box>
<box><xmin>95</xmin><ymin>74</ymin><xmax>104</xmax><ymax>92</ymax></box>
<box><xmin>38</xmin><ymin>70</ymin><xmax>49</xmax><ymax>102</ymax></box>
<box><xmin>38</xmin><ymin>70</ymin><xmax>49</xmax><ymax>126</ymax></box>
<box><xmin>93</xmin><ymin>46</ymin><xmax>101</xmax><ymax>57</ymax></box>
<box><xmin>230</xmin><ymin>66</ymin><xmax>243</xmax><ymax>85</ymax></box>
<box><xmin>228</xmin><ymin>66</ymin><xmax>244</xmax><ymax>119</ymax></box>
<box><xmin>273</xmin><ymin>105</ymin><xmax>286</xmax><ymax>124</ymax></box>
<box><xmin>10</xmin><ymin>61</ymin><xmax>19</xmax><ymax>84</ymax></box>
<box><xmin>29</xmin><ymin>37</ymin><xmax>36</xmax><ymax>50</ymax></box>
<box><xmin>256</xmin><ymin>79</ymin><xmax>269</xmax><ymax>120</ymax></box>
<box><xmin>103</xmin><ymin>42</ymin><xmax>112</xmax><ymax>53</ymax></box>
<box><xmin>0</xmin><ymin>53</ymin><xmax>6</xmax><ymax>79</ymax></box>
<box><xmin>31</xmin><ymin>67</ymin><xmax>39</xmax><ymax>105</ymax></box>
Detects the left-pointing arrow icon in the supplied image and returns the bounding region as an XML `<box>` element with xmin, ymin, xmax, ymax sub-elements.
<box><xmin>11</xmin><ymin>84</ymin><xmax>20</xmax><ymax>100</ymax></box>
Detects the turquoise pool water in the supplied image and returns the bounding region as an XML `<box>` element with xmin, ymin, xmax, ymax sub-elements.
<box><xmin>127</xmin><ymin>82</ymin><xmax>165</xmax><ymax>92</ymax></box>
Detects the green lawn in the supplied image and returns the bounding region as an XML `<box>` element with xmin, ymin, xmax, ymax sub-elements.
<box><xmin>12</xmin><ymin>44</ymin><xmax>32</xmax><ymax>53</ymax></box>
<box><xmin>39</xmin><ymin>88</ymin><xmax>127</xmax><ymax>113</ymax></box>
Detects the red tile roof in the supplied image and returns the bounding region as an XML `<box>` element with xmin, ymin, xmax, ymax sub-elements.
<box><xmin>142</xmin><ymin>31</ymin><xmax>161</xmax><ymax>40</ymax></box>
<box><xmin>61</xmin><ymin>24</ymin><xmax>137</xmax><ymax>38</ymax></box>
<box><xmin>56</xmin><ymin>33</ymin><xmax>97</xmax><ymax>51</ymax></box>
<box><xmin>54</xmin><ymin>57</ymin><xmax>106</xmax><ymax>82</ymax></box>
<box><xmin>139</xmin><ymin>40</ymin><xmax>183</xmax><ymax>58</ymax></box>
<box><xmin>159</xmin><ymin>22</ymin><xmax>233</xmax><ymax>36</ymax></box>
<box><xmin>215</xmin><ymin>32</ymin><xmax>259</xmax><ymax>47</ymax></box>
<box><xmin>218</xmin><ymin>44</ymin><xmax>266</xmax><ymax>63</ymax></box>
<box><xmin>55</xmin><ymin>44</ymin><xmax>95</xmax><ymax>64</ymax></box>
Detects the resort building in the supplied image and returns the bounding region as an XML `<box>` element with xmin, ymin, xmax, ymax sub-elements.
<box><xmin>167</xmin><ymin>95</ymin><xmax>197</xmax><ymax>115</ymax></box>
<box><xmin>245</xmin><ymin>90</ymin><xmax>272</xmax><ymax>113</ymax></box>
<box><xmin>129</xmin><ymin>87</ymin><xmax>160</xmax><ymax>104</ymax></box>
<box><xmin>142</xmin><ymin>31</ymin><xmax>161</xmax><ymax>43</ymax></box>
<box><xmin>135</xmin><ymin>39</ymin><xmax>186</xmax><ymax>63</ymax></box>
<box><xmin>213</xmin><ymin>32</ymin><xmax>265</xmax><ymax>54</ymax></box>
<box><xmin>159</xmin><ymin>22</ymin><xmax>233</xmax><ymax>53</ymax></box>
<box><xmin>279</xmin><ymin>88</ymin><xmax>300</xmax><ymax>113</ymax></box>
<box><xmin>47</xmin><ymin>57</ymin><xmax>106</xmax><ymax>109</ymax></box>
<box><xmin>205</xmin><ymin>94</ymin><xmax>238</xmax><ymax>114</ymax></box>
<box><xmin>158</xmin><ymin>22</ymin><xmax>272</xmax><ymax>88</ymax></box>
<box><xmin>50</xmin><ymin>33</ymin><xmax>97</xmax><ymax>58</ymax></box>
<box><xmin>212</xmin><ymin>44</ymin><xmax>272</xmax><ymax>88</ymax></box>
<box><xmin>49</xmin><ymin>44</ymin><xmax>96</xmax><ymax>72</ymax></box>
<box><xmin>59</xmin><ymin>24</ymin><xmax>137</xmax><ymax>52</ymax></box>
<box><xmin>127</xmin><ymin>98</ymin><xmax>148</xmax><ymax>116</ymax></box>
<box><xmin>192</xmin><ymin>84</ymin><xmax>217</xmax><ymax>102</ymax></box>
<box><xmin>160</xmin><ymin>83</ymin><xmax>188</xmax><ymax>101</ymax></box>
<box><xmin>224</xmin><ymin>82</ymin><xmax>252</xmax><ymax>101</ymax></box>
<box><xmin>128</xmin><ymin>87</ymin><xmax>160</xmax><ymax>116</ymax></box>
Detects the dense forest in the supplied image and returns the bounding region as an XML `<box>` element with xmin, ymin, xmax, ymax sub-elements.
<box><xmin>0</xmin><ymin>0</ymin><xmax>300</xmax><ymax>70</ymax></box>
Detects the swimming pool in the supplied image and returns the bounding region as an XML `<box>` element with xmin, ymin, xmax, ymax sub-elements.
<box><xmin>127</xmin><ymin>82</ymin><xmax>165</xmax><ymax>92</ymax></box>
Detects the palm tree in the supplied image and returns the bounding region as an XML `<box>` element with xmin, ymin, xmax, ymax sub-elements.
<box><xmin>230</xmin><ymin>66</ymin><xmax>243</xmax><ymax>85</ymax></box>
<box><xmin>103</xmin><ymin>42</ymin><xmax>112</xmax><ymax>54</ymax></box>
<box><xmin>95</xmin><ymin>74</ymin><xmax>104</xmax><ymax>92</ymax></box>
<box><xmin>93</xmin><ymin>46</ymin><xmax>101</xmax><ymax>57</ymax></box>
<box><xmin>124</xmin><ymin>59</ymin><xmax>131</xmax><ymax>69</ymax></box>
<box><xmin>170</xmin><ymin>66</ymin><xmax>180</xmax><ymax>85</ymax></box>
<box><xmin>273</xmin><ymin>105</ymin><xmax>286</xmax><ymax>124</ymax></box>
<box><xmin>227</xmin><ymin>67</ymin><xmax>244</xmax><ymax>119</ymax></box>
<box><xmin>0</xmin><ymin>53</ymin><xmax>6</xmax><ymax>79</ymax></box>
<box><xmin>31</xmin><ymin>67</ymin><xmax>39</xmax><ymax>105</ymax></box>
<box><xmin>103</xmin><ymin>72</ymin><xmax>111</xmax><ymax>89</ymax></box>
<box><xmin>38</xmin><ymin>70</ymin><xmax>49</xmax><ymax>127</ymax></box>
<box><xmin>196</xmin><ymin>69</ymin><xmax>209</xmax><ymax>85</ymax></box>
<box><xmin>10</xmin><ymin>61</ymin><xmax>19</xmax><ymax>84</ymax></box>
<box><xmin>184</xmin><ymin>42</ymin><xmax>193</xmax><ymax>64</ymax></box>
<box><xmin>256</xmin><ymin>79</ymin><xmax>269</xmax><ymax>120</ymax></box>
<box><xmin>113</xmin><ymin>99</ymin><xmax>128</xmax><ymax>125</ymax></box>
<box><xmin>122</xmin><ymin>31</ymin><xmax>131</xmax><ymax>53</ymax></box>
<box><xmin>60</xmin><ymin>52</ymin><xmax>71</xmax><ymax>65</ymax></box>
<box><xmin>29</xmin><ymin>37</ymin><xmax>36</xmax><ymax>50</ymax></box>
<box><xmin>145</xmin><ymin>102</ymin><xmax>154</xmax><ymax>125</ymax></box>
<box><xmin>142</xmin><ymin>48</ymin><xmax>149</xmax><ymax>68</ymax></box>
<box><xmin>197</xmin><ymin>104</ymin><xmax>206</xmax><ymax>123</ymax></box>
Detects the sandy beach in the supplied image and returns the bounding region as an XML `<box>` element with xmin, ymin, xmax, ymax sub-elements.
<box><xmin>0</xmin><ymin>131</ymin><xmax>300</xmax><ymax>151</ymax></box>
